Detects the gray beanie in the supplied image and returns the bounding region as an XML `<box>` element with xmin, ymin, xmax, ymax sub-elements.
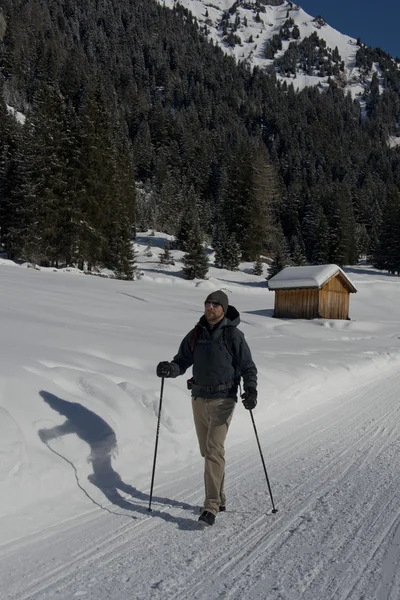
<box><xmin>205</xmin><ymin>290</ymin><xmax>229</xmax><ymax>314</ymax></box>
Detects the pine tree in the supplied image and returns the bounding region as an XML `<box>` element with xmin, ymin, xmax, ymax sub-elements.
<box><xmin>366</xmin><ymin>72</ymin><xmax>380</xmax><ymax>117</ymax></box>
<box><xmin>267</xmin><ymin>227</ymin><xmax>290</xmax><ymax>280</ymax></box>
<box><xmin>159</xmin><ymin>239</ymin><xmax>175</xmax><ymax>265</ymax></box>
<box><xmin>176</xmin><ymin>187</ymin><xmax>201</xmax><ymax>251</ymax></box>
<box><xmin>156</xmin><ymin>171</ymin><xmax>183</xmax><ymax>234</ymax></box>
<box><xmin>240</xmin><ymin>148</ymin><xmax>279</xmax><ymax>261</ymax></box>
<box><xmin>111</xmin><ymin>238</ymin><xmax>137</xmax><ymax>281</ymax></box>
<box><xmin>102</xmin><ymin>134</ymin><xmax>137</xmax><ymax>280</ymax></box>
<box><xmin>224</xmin><ymin>141</ymin><xmax>278</xmax><ymax>262</ymax></box>
<box><xmin>311</xmin><ymin>209</ymin><xmax>330</xmax><ymax>265</ymax></box>
<box><xmin>74</xmin><ymin>87</ymin><xmax>114</xmax><ymax>270</ymax></box>
<box><xmin>4</xmin><ymin>121</ymin><xmax>35</xmax><ymax>261</ymax></box>
<box><xmin>132</xmin><ymin>121</ymin><xmax>153</xmax><ymax>181</ymax></box>
<box><xmin>267</xmin><ymin>249</ymin><xmax>289</xmax><ymax>280</ymax></box>
<box><xmin>373</xmin><ymin>186</ymin><xmax>400</xmax><ymax>273</ymax></box>
<box><xmin>225</xmin><ymin>233</ymin><xmax>241</xmax><ymax>270</ymax></box>
<box><xmin>302</xmin><ymin>198</ymin><xmax>320</xmax><ymax>263</ymax></box>
<box><xmin>0</xmin><ymin>98</ymin><xmax>20</xmax><ymax>257</ymax></box>
<box><xmin>290</xmin><ymin>235</ymin><xmax>306</xmax><ymax>266</ymax></box>
<box><xmin>11</xmin><ymin>84</ymin><xmax>73</xmax><ymax>266</ymax></box>
<box><xmin>253</xmin><ymin>256</ymin><xmax>263</xmax><ymax>275</ymax></box>
<box><xmin>328</xmin><ymin>183</ymin><xmax>357</xmax><ymax>266</ymax></box>
<box><xmin>213</xmin><ymin>222</ymin><xmax>241</xmax><ymax>270</ymax></box>
<box><xmin>182</xmin><ymin>225</ymin><xmax>209</xmax><ymax>280</ymax></box>
<box><xmin>355</xmin><ymin>223</ymin><xmax>370</xmax><ymax>259</ymax></box>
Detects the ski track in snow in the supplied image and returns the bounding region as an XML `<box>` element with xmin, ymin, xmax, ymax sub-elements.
<box><xmin>2</xmin><ymin>369</ymin><xmax>400</xmax><ymax>599</ymax></box>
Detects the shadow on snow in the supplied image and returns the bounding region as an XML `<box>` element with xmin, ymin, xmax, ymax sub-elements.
<box><xmin>37</xmin><ymin>391</ymin><xmax>198</xmax><ymax>530</ymax></box>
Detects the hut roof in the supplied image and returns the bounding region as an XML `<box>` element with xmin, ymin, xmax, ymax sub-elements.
<box><xmin>268</xmin><ymin>264</ymin><xmax>357</xmax><ymax>293</ymax></box>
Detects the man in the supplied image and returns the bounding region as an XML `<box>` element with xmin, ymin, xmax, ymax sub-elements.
<box><xmin>156</xmin><ymin>290</ymin><xmax>257</xmax><ymax>526</ymax></box>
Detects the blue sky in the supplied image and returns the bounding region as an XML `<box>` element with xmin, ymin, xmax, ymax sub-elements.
<box><xmin>299</xmin><ymin>0</ymin><xmax>400</xmax><ymax>59</ymax></box>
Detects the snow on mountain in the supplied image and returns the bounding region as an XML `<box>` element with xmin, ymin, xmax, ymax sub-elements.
<box><xmin>161</xmin><ymin>0</ymin><xmax>369</xmax><ymax>96</ymax></box>
<box><xmin>6</xmin><ymin>104</ymin><xmax>26</xmax><ymax>124</ymax></box>
<box><xmin>389</xmin><ymin>135</ymin><xmax>400</xmax><ymax>148</ymax></box>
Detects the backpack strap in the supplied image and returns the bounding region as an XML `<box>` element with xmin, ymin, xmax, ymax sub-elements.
<box><xmin>190</xmin><ymin>325</ymin><xmax>199</xmax><ymax>352</ymax></box>
<box><xmin>223</xmin><ymin>327</ymin><xmax>234</xmax><ymax>362</ymax></box>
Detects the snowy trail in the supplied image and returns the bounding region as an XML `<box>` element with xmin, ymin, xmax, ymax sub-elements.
<box><xmin>3</xmin><ymin>368</ymin><xmax>400</xmax><ymax>599</ymax></box>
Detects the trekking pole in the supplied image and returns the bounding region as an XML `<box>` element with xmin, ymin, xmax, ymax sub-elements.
<box><xmin>249</xmin><ymin>409</ymin><xmax>278</xmax><ymax>514</ymax></box>
<box><xmin>240</xmin><ymin>383</ymin><xmax>277</xmax><ymax>514</ymax></box>
<box><xmin>148</xmin><ymin>377</ymin><xmax>165</xmax><ymax>512</ymax></box>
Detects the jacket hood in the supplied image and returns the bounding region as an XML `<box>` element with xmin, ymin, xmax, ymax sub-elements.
<box><xmin>199</xmin><ymin>304</ymin><xmax>240</xmax><ymax>328</ymax></box>
<box><xmin>224</xmin><ymin>304</ymin><xmax>240</xmax><ymax>326</ymax></box>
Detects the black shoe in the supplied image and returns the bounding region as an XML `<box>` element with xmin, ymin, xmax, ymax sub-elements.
<box><xmin>199</xmin><ymin>506</ymin><xmax>225</xmax><ymax>513</ymax></box>
<box><xmin>199</xmin><ymin>510</ymin><xmax>215</xmax><ymax>526</ymax></box>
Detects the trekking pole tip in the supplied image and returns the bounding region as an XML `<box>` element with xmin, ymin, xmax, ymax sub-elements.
<box><xmin>272</xmin><ymin>508</ymin><xmax>278</xmax><ymax>514</ymax></box>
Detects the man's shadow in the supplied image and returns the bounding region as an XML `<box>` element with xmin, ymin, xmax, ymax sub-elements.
<box><xmin>38</xmin><ymin>391</ymin><xmax>197</xmax><ymax>529</ymax></box>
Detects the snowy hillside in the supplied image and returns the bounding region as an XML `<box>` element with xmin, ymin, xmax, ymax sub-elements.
<box><xmin>2</xmin><ymin>234</ymin><xmax>400</xmax><ymax>598</ymax></box>
<box><xmin>161</xmin><ymin>0</ymin><xmax>379</xmax><ymax>96</ymax></box>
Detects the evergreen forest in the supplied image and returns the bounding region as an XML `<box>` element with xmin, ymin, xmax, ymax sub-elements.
<box><xmin>1</xmin><ymin>0</ymin><xmax>400</xmax><ymax>279</ymax></box>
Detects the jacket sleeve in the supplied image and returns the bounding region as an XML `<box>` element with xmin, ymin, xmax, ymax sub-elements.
<box><xmin>169</xmin><ymin>330</ymin><xmax>194</xmax><ymax>377</ymax></box>
<box><xmin>235</xmin><ymin>330</ymin><xmax>257</xmax><ymax>390</ymax></box>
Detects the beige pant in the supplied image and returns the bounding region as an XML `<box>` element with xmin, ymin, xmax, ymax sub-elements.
<box><xmin>192</xmin><ymin>396</ymin><xmax>236</xmax><ymax>516</ymax></box>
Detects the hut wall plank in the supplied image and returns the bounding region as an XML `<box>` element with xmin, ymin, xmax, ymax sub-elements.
<box><xmin>274</xmin><ymin>289</ymin><xmax>319</xmax><ymax>319</ymax></box>
<box><xmin>322</xmin><ymin>277</ymin><xmax>347</xmax><ymax>293</ymax></box>
<box><xmin>319</xmin><ymin>290</ymin><xmax>349</xmax><ymax>319</ymax></box>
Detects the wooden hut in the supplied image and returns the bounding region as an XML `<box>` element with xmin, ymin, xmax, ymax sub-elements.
<box><xmin>268</xmin><ymin>265</ymin><xmax>357</xmax><ymax>320</ymax></box>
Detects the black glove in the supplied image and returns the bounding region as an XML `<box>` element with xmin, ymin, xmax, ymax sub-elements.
<box><xmin>242</xmin><ymin>387</ymin><xmax>257</xmax><ymax>410</ymax></box>
<box><xmin>156</xmin><ymin>361</ymin><xmax>173</xmax><ymax>378</ymax></box>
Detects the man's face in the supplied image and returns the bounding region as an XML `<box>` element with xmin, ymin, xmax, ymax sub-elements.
<box><xmin>204</xmin><ymin>301</ymin><xmax>224</xmax><ymax>324</ymax></box>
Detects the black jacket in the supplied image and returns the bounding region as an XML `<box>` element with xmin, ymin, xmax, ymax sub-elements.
<box><xmin>169</xmin><ymin>305</ymin><xmax>257</xmax><ymax>399</ymax></box>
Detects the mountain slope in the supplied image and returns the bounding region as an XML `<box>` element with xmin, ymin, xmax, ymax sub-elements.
<box><xmin>161</xmin><ymin>0</ymin><xmax>393</xmax><ymax>97</ymax></box>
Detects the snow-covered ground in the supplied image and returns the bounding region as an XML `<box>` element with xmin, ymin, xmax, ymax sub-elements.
<box><xmin>2</xmin><ymin>233</ymin><xmax>400</xmax><ymax>599</ymax></box>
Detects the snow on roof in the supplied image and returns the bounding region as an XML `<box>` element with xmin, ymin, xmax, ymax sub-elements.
<box><xmin>268</xmin><ymin>264</ymin><xmax>357</xmax><ymax>292</ymax></box>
